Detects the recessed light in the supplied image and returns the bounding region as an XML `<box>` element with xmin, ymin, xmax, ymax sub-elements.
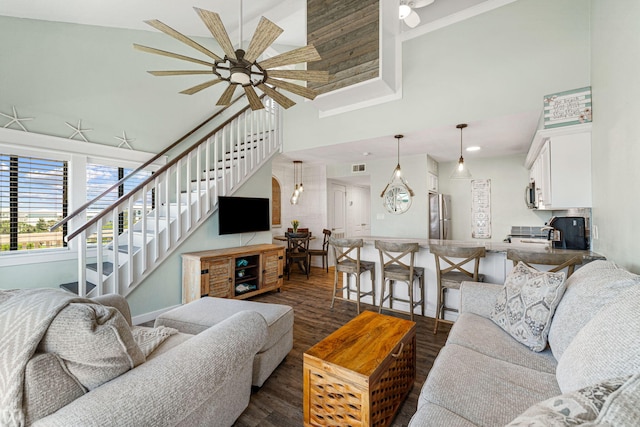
<box><xmin>363</xmin><ymin>152</ymin><xmax>371</xmax><ymax>156</ymax></box>
<box><xmin>466</xmin><ymin>146</ymin><xmax>481</xmax><ymax>152</ymax></box>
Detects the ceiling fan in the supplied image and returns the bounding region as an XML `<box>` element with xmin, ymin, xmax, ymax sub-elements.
<box><xmin>399</xmin><ymin>0</ymin><xmax>435</xmax><ymax>28</ymax></box>
<box><xmin>134</xmin><ymin>6</ymin><xmax>329</xmax><ymax>111</ymax></box>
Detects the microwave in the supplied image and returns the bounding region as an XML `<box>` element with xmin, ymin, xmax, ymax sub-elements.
<box><xmin>525</xmin><ymin>181</ymin><xmax>536</xmax><ymax>209</ymax></box>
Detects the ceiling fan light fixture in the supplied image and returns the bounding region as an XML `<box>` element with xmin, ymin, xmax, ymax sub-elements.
<box><xmin>399</xmin><ymin>4</ymin><xmax>412</xmax><ymax>19</ymax></box>
<box><xmin>135</xmin><ymin>5</ymin><xmax>328</xmax><ymax>111</ymax></box>
<box><xmin>230</xmin><ymin>69</ymin><xmax>251</xmax><ymax>85</ymax></box>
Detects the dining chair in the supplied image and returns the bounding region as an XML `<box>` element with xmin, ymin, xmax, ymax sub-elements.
<box><xmin>430</xmin><ymin>243</ymin><xmax>486</xmax><ymax>334</ymax></box>
<box><xmin>375</xmin><ymin>240</ymin><xmax>425</xmax><ymax>321</ymax></box>
<box><xmin>329</xmin><ymin>237</ymin><xmax>376</xmax><ymax>314</ymax></box>
<box><xmin>308</xmin><ymin>229</ymin><xmax>331</xmax><ymax>273</ymax></box>
<box><xmin>285</xmin><ymin>232</ymin><xmax>311</xmax><ymax>279</ymax></box>
<box><xmin>506</xmin><ymin>249</ymin><xmax>583</xmax><ymax>278</ymax></box>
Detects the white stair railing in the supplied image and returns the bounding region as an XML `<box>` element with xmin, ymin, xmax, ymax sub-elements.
<box><xmin>66</xmin><ymin>98</ymin><xmax>282</xmax><ymax>297</ymax></box>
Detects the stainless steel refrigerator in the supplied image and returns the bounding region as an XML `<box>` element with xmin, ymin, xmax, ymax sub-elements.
<box><xmin>429</xmin><ymin>193</ymin><xmax>452</xmax><ymax>240</ymax></box>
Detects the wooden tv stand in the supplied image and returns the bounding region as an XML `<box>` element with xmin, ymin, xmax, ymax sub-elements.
<box><xmin>181</xmin><ymin>244</ymin><xmax>285</xmax><ymax>304</ymax></box>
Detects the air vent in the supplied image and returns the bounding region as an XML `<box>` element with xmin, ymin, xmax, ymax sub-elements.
<box><xmin>352</xmin><ymin>163</ymin><xmax>366</xmax><ymax>173</ymax></box>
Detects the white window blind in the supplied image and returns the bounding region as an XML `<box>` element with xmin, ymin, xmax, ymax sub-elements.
<box><xmin>0</xmin><ymin>154</ymin><xmax>68</xmax><ymax>252</ymax></box>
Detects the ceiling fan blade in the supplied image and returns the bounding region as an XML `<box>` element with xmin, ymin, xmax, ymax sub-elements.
<box><xmin>144</xmin><ymin>19</ymin><xmax>222</xmax><ymax>61</ymax></box>
<box><xmin>257</xmin><ymin>83</ymin><xmax>296</xmax><ymax>109</ymax></box>
<box><xmin>265</xmin><ymin>78</ymin><xmax>318</xmax><ymax>100</ymax></box>
<box><xmin>217</xmin><ymin>84</ymin><xmax>238</xmax><ymax>105</ymax></box>
<box><xmin>403</xmin><ymin>10</ymin><xmax>421</xmax><ymax>28</ymax></box>
<box><xmin>266</xmin><ymin>69</ymin><xmax>329</xmax><ymax>83</ymax></box>
<box><xmin>149</xmin><ymin>70</ymin><xmax>213</xmax><ymax>76</ymax></box>
<box><xmin>194</xmin><ymin>8</ymin><xmax>237</xmax><ymax>60</ymax></box>
<box><xmin>134</xmin><ymin>44</ymin><xmax>216</xmax><ymax>67</ymax></box>
<box><xmin>244</xmin><ymin>86</ymin><xmax>265</xmax><ymax>110</ymax></box>
<box><xmin>258</xmin><ymin>45</ymin><xmax>321</xmax><ymax>70</ymax></box>
<box><xmin>179</xmin><ymin>79</ymin><xmax>223</xmax><ymax>95</ymax></box>
<box><xmin>243</xmin><ymin>17</ymin><xmax>284</xmax><ymax>63</ymax></box>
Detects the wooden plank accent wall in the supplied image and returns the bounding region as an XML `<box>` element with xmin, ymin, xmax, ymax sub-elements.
<box><xmin>307</xmin><ymin>0</ymin><xmax>379</xmax><ymax>94</ymax></box>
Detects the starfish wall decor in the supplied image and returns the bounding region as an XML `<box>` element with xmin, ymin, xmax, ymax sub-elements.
<box><xmin>114</xmin><ymin>131</ymin><xmax>135</xmax><ymax>149</ymax></box>
<box><xmin>0</xmin><ymin>106</ymin><xmax>34</xmax><ymax>132</ymax></box>
<box><xmin>65</xmin><ymin>119</ymin><xmax>93</xmax><ymax>142</ymax></box>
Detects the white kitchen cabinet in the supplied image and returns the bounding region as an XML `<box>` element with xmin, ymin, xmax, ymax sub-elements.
<box><xmin>526</xmin><ymin>125</ymin><xmax>591</xmax><ymax>210</ymax></box>
<box><xmin>427</xmin><ymin>172</ymin><xmax>439</xmax><ymax>193</ymax></box>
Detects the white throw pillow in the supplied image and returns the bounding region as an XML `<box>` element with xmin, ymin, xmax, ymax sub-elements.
<box><xmin>556</xmin><ymin>285</ymin><xmax>640</xmax><ymax>393</ymax></box>
<box><xmin>490</xmin><ymin>261</ymin><xmax>566</xmax><ymax>352</ymax></box>
<box><xmin>39</xmin><ymin>302</ymin><xmax>145</xmax><ymax>390</ymax></box>
<box><xmin>548</xmin><ymin>260</ymin><xmax>640</xmax><ymax>361</ymax></box>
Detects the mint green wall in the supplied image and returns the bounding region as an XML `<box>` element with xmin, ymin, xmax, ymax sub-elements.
<box><xmin>125</xmin><ymin>162</ymin><xmax>274</xmax><ymax>317</ymax></box>
<box><xmin>0</xmin><ymin>162</ymin><xmax>273</xmax><ymax>317</ymax></box>
<box><xmin>590</xmin><ymin>0</ymin><xmax>640</xmax><ymax>273</ymax></box>
<box><xmin>282</xmin><ymin>0</ymin><xmax>591</xmax><ymax>152</ymax></box>
<box><xmin>0</xmin><ymin>16</ymin><xmax>221</xmax><ymax>151</ymax></box>
<box><xmin>438</xmin><ymin>155</ymin><xmax>553</xmax><ymax>241</ymax></box>
<box><xmin>0</xmin><ymin>16</ymin><xmax>274</xmax><ymax>315</ymax></box>
<box><xmin>0</xmin><ymin>259</ymin><xmax>77</xmax><ymax>289</ymax></box>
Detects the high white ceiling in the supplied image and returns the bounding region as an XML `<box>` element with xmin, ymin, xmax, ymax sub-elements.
<box><xmin>0</xmin><ymin>0</ymin><xmax>533</xmax><ymax>172</ymax></box>
<box><xmin>0</xmin><ymin>0</ymin><xmax>308</xmax><ymax>46</ymax></box>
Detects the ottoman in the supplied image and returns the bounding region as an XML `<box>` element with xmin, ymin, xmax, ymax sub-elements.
<box><xmin>154</xmin><ymin>297</ymin><xmax>294</xmax><ymax>387</ymax></box>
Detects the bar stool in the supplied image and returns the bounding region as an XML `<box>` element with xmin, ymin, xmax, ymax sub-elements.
<box><xmin>431</xmin><ymin>243</ymin><xmax>486</xmax><ymax>334</ymax></box>
<box><xmin>375</xmin><ymin>240</ymin><xmax>425</xmax><ymax>321</ymax></box>
<box><xmin>506</xmin><ymin>249</ymin><xmax>582</xmax><ymax>278</ymax></box>
<box><xmin>329</xmin><ymin>237</ymin><xmax>376</xmax><ymax>314</ymax></box>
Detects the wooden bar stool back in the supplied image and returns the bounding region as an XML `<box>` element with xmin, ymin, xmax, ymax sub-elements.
<box><xmin>431</xmin><ymin>244</ymin><xmax>486</xmax><ymax>333</ymax></box>
<box><xmin>285</xmin><ymin>232</ymin><xmax>311</xmax><ymax>279</ymax></box>
<box><xmin>506</xmin><ymin>249</ymin><xmax>583</xmax><ymax>278</ymax></box>
<box><xmin>308</xmin><ymin>229</ymin><xmax>332</xmax><ymax>273</ymax></box>
<box><xmin>329</xmin><ymin>237</ymin><xmax>376</xmax><ymax>314</ymax></box>
<box><xmin>375</xmin><ymin>240</ymin><xmax>425</xmax><ymax>321</ymax></box>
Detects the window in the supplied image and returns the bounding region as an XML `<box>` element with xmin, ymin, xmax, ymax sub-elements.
<box><xmin>0</xmin><ymin>154</ymin><xmax>68</xmax><ymax>252</ymax></box>
<box><xmin>86</xmin><ymin>163</ymin><xmax>152</xmax><ymax>245</ymax></box>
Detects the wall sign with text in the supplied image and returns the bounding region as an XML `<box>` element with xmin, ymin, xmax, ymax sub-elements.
<box><xmin>543</xmin><ymin>86</ymin><xmax>592</xmax><ymax>129</ymax></box>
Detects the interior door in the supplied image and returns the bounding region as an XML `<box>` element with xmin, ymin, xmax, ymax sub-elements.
<box><xmin>329</xmin><ymin>182</ymin><xmax>346</xmax><ymax>238</ymax></box>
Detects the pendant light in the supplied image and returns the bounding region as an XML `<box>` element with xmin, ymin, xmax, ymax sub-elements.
<box><xmin>450</xmin><ymin>123</ymin><xmax>472</xmax><ymax>179</ymax></box>
<box><xmin>290</xmin><ymin>161</ymin><xmax>303</xmax><ymax>205</ymax></box>
<box><xmin>380</xmin><ymin>135</ymin><xmax>415</xmax><ymax>198</ymax></box>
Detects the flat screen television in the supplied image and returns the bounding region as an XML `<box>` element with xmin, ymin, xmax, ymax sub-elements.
<box><xmin>218</xmin><ymin>196</ymin><xmax>270</xmax><ymax>235</ymax></box>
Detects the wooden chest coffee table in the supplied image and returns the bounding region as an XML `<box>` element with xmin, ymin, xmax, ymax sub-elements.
<box><xmin>303</xmin><ymin>311</ymin><xmax>417</xmax><ymax>427</ymax></box>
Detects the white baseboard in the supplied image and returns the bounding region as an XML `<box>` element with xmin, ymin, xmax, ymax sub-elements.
<box><xmin>132</xmin><ymin>304</ymin><xmax>181</xmax><ymax>326</ymax></box>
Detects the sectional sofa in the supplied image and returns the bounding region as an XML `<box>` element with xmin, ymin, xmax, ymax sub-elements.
<box><xmin>409</xmin><ymin>260</ymin><xmax>640</xmax><ymax>426</ymax></box>
<box><xmin>1</xmin><ymin>291</ymin><xmax>267</xmax><ymax>427</ymax></box>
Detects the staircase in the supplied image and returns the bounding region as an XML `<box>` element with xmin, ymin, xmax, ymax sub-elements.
<box><xmin>58</xmin><ymin>98</ymin><xmax>282</xmax><ymax>297</ymax></box>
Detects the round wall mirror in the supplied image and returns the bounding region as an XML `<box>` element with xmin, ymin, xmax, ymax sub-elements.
<box><xmin>383</xmin><ymin>184</ymin><xmax>412</xmax><ymax>214</ymax></box>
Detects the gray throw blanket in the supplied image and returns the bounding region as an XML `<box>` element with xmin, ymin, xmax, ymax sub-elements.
<box><xmin>0</xmin><ymin>288</ymin><xmax>90</xmax><ymax>427</ymax></box>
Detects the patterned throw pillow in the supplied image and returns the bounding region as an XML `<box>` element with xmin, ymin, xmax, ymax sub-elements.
<box><xmin>490</xmin><ymin>261</ymin><xmax>566</xmax><ymax>352</ymax></box>
<box><xmin>506</xmin><ymin>376</ymin><xmax>631</xmax><ymax>426</ymax></box>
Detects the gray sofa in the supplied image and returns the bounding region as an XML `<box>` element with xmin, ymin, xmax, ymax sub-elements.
<box><xmin>12</xmin><ymin>293</ymin><xmax>267</xmax><ymax>427</ymax></box>
<box><xmin>410</xmin><ymin>260</ymin><xmax>640</xmax><ymax>426</ymax></box>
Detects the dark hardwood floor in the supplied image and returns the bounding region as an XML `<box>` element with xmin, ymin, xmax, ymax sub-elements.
<box><xmin>232</xmin><ymin>266</ymin><xmax>451</xmax><ymax>427</ymax></box>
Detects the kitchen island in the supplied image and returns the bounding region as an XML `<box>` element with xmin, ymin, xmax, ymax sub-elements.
<box><xmin>343</xmin><ymin>236</ymin><xmax>604</xmax><ymax>321</ymax></box>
